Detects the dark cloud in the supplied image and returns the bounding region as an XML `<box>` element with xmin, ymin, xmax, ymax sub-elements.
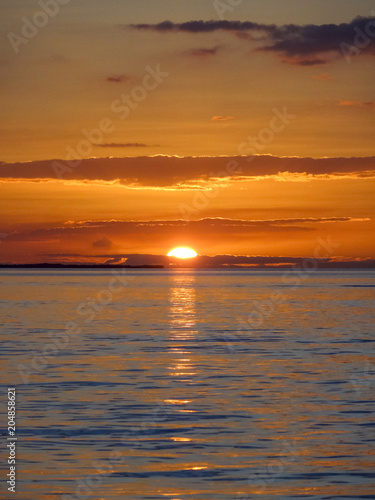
<box><xmin>92</xmin><ymin>236</ymin><xmax>113</xmax><ymax>248</ymax></box>
<box><xmin>1</xmin><ymin>155</ymin><xmax>374</xmax><ymax>187</ymax></box>
<box><xmin>106</xmin><ymin>74</ymin><xmax>133</xmax><ymax>83</ymax></box>
<box><xmin>94</xmin><ymin>143</ymin><xmax>160</xmax><ymax>148</ymax></box>
<box><xmin>185</xmin><ymin>46</ymin><xmax>220</xmax><ymax>57</ymax></box>
<box><xmin>29</xmin><ymin>252</ymin><xmax>375</xmax><ymax>269</ymax></box>
<box><xmin>129</xmin><ymin>17</ymin><xmax>375</xmax><ymax>65</ymax></box>
<box><xmin>285</xmin><ymin>57</ymin><xmax>328</xmax><ymax>66</ymax></box>
<box><xmin>259</xmin><ymin>17</ymin><xmax>375</xmax><ymax>65</ymax></box>
<box><xmin>129</xmin><ymin>20</ymin><xmax>269</xmax><ymax>33</ymax></box>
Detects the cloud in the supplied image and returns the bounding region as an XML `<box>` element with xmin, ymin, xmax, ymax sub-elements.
<box><xmin>129</xmin><ymin>20</ymin><xmax>269</xmax><ymax>33</ymax></box>
<box><xmin>4</xmin><ymin>217</ymin><xmax>367</xmax><ymax>243</ymax></box>
<box><xmin>129</xmin><ymin>17</ymin><xmax>375</xmax><ymax>65</ymax></box>
<box><xmin>211</xmin><ymin>116</ymin><xmax>234</xmax><ymax>121</ymax></box>
<box><xmin>65</xmin><ymin>217</ymin><xmax>363</xmax><ymax>232</ymax></box>
<box><xmin>339</xmin><ymin>100</ymin><xmax>375</xmax><ymax>110</ymax></box>
<box><xmin>94</xmin><ymin>143</ymin><xmax>160</xmax><ymax>148</ymax></box>
<box><xmin>31</xmin><ymin>252</ymin><xmax>375</xmax><ymax>268</ymax></box>
<box><xmin>2</xmin><ymin>217</ymin><xmax>372</xmax><ymax>265</ymax></box>
<box><xmin>37</xmin><ymin>54</ymin><xmax>68</xmax><ymax>65</ymax></box>
<box><xmin>185</xmin><ymin>46</ymin><xmax>220</xmax><ymax>57</ymax></box>
<box><xmin>92</xmin><ymin>236</ymin><xmax>113</xmax><ymax>248</ymax></box>
<box><xmin>313</xmin><ymin>74</ymin><xmax>332</xmax><ymax>81</ymax></box>
<box><xmin>104</xmin><ymin>256</ymin><xmax>127</xmax><ymax>265</ymax></box>
<box><xmin>1</xmin><ymin>155</ymin><xmax>375</xmax><ymax>187</ymax></box>
<box><xmin>105</xmin><ymin>74</ymin><xmax>133</xmax><ymax>83</ymax></box>
<box><xmin>283</xmin><ymin>56</ymin><xmax>328</xmax><ymax>66</ymax></box>
<box><xmin>259</xmin><ymin>17</ymin><xmax>375</xmax><ymax>65</ymax></box>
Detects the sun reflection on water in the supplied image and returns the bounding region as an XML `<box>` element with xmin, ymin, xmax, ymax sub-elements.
<box><xmin>168</xmin><ymin>272</ymin><xmax>198</xmax><ymax>381</ymax></box>
<box><xmin>169</xmin><ymin>272</ymin><xmax>197</xmax><ymax>334</ymax></box>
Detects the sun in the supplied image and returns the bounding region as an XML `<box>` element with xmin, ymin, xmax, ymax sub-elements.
<box><xmin>167</xmin><ymin>247</ymin><xmax>198</xmax><ymax>259</ymax></box>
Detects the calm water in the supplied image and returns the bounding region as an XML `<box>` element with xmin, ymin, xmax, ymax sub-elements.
<box><xmin>1</xmin><ymin>269</ymin><xmax>375</xmax><ymax>500</ymax></box>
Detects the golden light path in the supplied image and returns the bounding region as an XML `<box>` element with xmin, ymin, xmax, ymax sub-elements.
<box><xmin>167</xmin><ymin>247</ymin><xmax>197</xmax><ymax>259</ymax></box>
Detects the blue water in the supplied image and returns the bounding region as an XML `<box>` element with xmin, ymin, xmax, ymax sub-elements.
<box><xmin>1</xmin><ymin>269</ymin><xmax>375</xmax><ymax>499</ymax></box>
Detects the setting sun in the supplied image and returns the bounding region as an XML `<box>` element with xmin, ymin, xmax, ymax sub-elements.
<box><xmin>167</xmin><ymin>247</ymin><xmax>198</xmax><ymax>259</ymax></box>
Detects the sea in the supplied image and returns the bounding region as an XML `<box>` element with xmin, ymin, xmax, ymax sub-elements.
<box><xmin>1</xmin><ymin>269</ymin><xmax>374</xmax><ymax>500</ymax></box>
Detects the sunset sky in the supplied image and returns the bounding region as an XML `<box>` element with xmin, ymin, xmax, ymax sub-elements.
<box><xmin>0</xmin><ymin>0</ymin><xmax>374</xmax><ymax>264</ymax></box>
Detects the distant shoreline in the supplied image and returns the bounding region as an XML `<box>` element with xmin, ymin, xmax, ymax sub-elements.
<box><xmin>0</xmin><ymin>263</ymin><xmax>374</xmax><ymax>270</ymax></box>
<box><xmin>0</xmin><ymin>264</ymin><xmax>165</xmax><ymax>269</ymax></box>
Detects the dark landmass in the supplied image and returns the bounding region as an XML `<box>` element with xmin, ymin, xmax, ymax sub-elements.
<box><xmin>0</xmin><ymin>263</ymin><xmax>164</xmax><ymax>269</ymax></box>
<box><xmin>0</xmin><ymin>260</ymin><xmax>375</xmax><ymax>269</ymax></box>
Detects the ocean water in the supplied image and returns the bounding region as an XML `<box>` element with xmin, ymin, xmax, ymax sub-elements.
<box><xmin>1</xmin><ymin>269</ymin><xmax>375</xmax><ymax>500</ymax></box>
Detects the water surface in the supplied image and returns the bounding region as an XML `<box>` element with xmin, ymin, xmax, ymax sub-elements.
<box><xmin>1</xmin><ymin>269</ymin><xmax>374</xmax><ymax>499</ymax></box>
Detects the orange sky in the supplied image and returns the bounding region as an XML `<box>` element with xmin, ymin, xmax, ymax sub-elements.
<box><xmin>0</xmin><ymin>2</ymin><xmax>374</xmax><ymax>264</ymax></box>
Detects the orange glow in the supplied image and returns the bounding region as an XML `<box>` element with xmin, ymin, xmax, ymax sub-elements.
<box><xmin>167</xmin><ymin>247</ymin><xmax>197</xmax><ymax>258</ymax></box>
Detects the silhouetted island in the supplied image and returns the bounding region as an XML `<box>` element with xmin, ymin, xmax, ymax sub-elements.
<box><xmin>0</xmin><ymin>263</ymin><xmax>164</xmax><ymax>269</ymax></box>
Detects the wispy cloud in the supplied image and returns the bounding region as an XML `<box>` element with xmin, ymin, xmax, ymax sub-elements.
<box><xmin>105</xmin><ymin>74</ymin><xmax>134</xmax><ymax>83</ymax></box>
<box><xmin>37</xmin><ymin>54</ymin><xmax>68</xmax><ymax>65</ymax></box>
<box><xmin>185</xmin><ymin>46</ymin><xmax>220</xmax><ymax>58</ymax></box>
<box><xmin>282</xmin><ymin>56</ymin><xmax>328</xmax><ymax>66</ymax></box>
<box><xmin>211</xmin><ymin>116</ymin><xmax>234</xmax><ymax>121</ymax></box>
<box><xmin>4</xmin><ymin>217</ymin><xmax>366</xmax><ymax>246</ymax></box>
<box><xmin>313</xmin><ymin>74</ymin><xmax>332</xmax><ymax>81</ymax></box>
<box><xmin>94</xmin><ymin>143</ymin><xmax>160</xmax><ymax>148</ymax></box>
<box><xmin>339</xmin><ymin>100</ymin><xmax>375</xmax><ymax>110</ymax></box>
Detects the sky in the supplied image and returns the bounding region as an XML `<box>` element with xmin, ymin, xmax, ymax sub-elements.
<box><xmin>0</xmin><ymin>0</ymin><xmax>374</xmax><ymax>264</ymax></box>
